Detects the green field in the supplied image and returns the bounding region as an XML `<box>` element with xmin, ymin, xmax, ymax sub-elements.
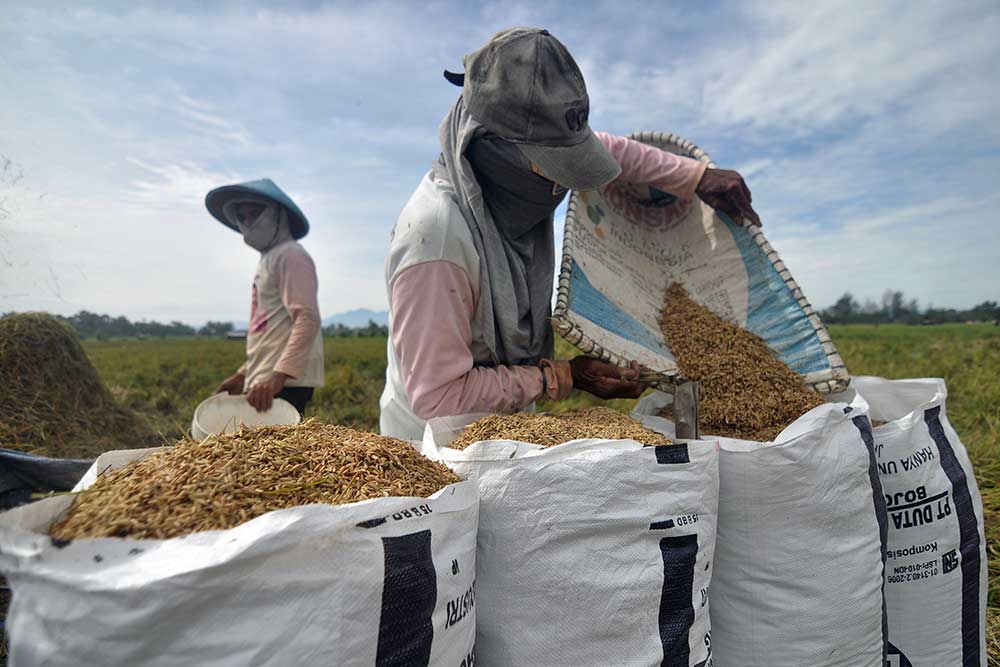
<box><xmin>79</xmin><ymin>324</ymin><xmax>999</xmax><ymax>656</ymax></box>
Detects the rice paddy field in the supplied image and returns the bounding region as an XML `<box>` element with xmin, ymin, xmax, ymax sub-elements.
<box><xmin>3</xmin><ymin>323</ymin><xmax>997</xmax><ymax>660</ymax></box>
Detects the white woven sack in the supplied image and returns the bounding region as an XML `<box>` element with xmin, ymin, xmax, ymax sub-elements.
<box><xmin>0</xmin><ymin>448</ymin><xmax>479</xmax><ymax>667</ymax></box>
<box><xmin>423</xmin><ymin>418</ymin><xmax>719</xmax><ymax>667</ymax></box>
<box><xmin>633</xmin><ymin>392</ymin><xmax>888</xmax><ymax>666</ymax></box>
<box><xmin>832</xmin><ymin>377</ymin><xmax>987</xmax><ymax>667</ymax></box>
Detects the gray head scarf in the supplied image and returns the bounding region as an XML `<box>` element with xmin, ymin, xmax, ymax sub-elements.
<box><xmin>433</xmin><ymin>97</ymin><xmax>565</xmax><ymax>367</ymax></box>
<box><xmin>223</xmin><ymin>196</ymin><xmax>294</xmax><ymax>253</ymax></box>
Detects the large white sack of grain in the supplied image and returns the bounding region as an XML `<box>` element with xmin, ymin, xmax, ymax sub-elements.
<box><xmin>831</xmin><ymin>376</ymin><xmax>987</xmax><ymax>667</ymax></box>
<box><xmin>423</xmin><ymin>418</ymin><xmax>719</xmax><ymax>667</ymax></box>
<box><xmin>634</xmin><ymin>391</ymin><xmax>887</xmax><ymax>667</ymax></box>
<box><xmin>0</xmin><ymin>448</ymin><xmax>478</xmax><ymax>667</ymax></box>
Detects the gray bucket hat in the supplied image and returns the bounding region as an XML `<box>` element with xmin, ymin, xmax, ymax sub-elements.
<box><xmin>205</xmin><ymin>178</ymin><xmax>309</xmax><ymax>239</ymax></box>
<box><xmin>444</xmin><ymin>27</ymin><xmax>621</xmax><ymax>191</ymax></box>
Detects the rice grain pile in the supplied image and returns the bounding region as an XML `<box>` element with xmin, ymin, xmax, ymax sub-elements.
<box><xmin>449</xmin><ymin>407</ymin><xmax>670</xmax><ymax>450</ymax></box>
<box><xmin>0</xmin><ymin>312</ymin><xmax>157</xmax><ymax>458</ymax></box>
<box><xmin>50</xmin><ymin>419</ymin><xmax>460</xmax><ymax>540</ymax></box>
<box><xmin>660</xmin><ymin>283</ymin><xmax>824</xmax><ymax>441</ymax></box>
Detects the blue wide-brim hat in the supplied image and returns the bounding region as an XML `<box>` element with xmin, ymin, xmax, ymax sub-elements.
<box><xmin>205</xmin><ymin>178</ymin><xmax>309</xmax><ymax>239</ymax></box>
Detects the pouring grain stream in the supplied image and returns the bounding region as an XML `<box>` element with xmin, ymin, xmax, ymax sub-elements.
<box><xmin>659</xmin><ymin>283</ymin><xmax>824</xmax><ymax>441</ymax></box>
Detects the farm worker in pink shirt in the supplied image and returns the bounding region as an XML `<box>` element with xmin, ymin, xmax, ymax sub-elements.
<box><xmin>206</xmin><ymin>178</ymin><xmax>325</xmax><ymax>416</ymax></box>
<box><xmin>380</xmin><ymin>28</ymin><xmax>759</xmax><ymax>440</ymax></box>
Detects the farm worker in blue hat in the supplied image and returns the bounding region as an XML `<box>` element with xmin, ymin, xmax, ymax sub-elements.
<box><xmin>379</xmin><ymin>28</ymin><xmax>759</xmax><ymax>440</ymax></box>
<box><xmin>205</xmin><ymin>178</ymin><xmax>324</xmax><ymax>415</ymax></box>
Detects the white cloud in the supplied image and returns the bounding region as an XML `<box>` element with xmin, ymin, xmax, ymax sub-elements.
<box><xmin>771</xmin><ymin>193</ymin><xmax>1000</xmax><ymax>308</ymax></box>
<box><xmin>124</xmin><ymin>158</ymin><xmax>243</xmax><ymax>209</ymax></box>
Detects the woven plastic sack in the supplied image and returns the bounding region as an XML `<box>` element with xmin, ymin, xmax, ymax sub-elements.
<box><xmin>633</xmin><ymin>392</ymin><xmax>887</xmax><ymax>666</ymax></box>
<box><xmin>0</xmin><ymin>447</ymin><xmax>478</xmax><ymax>667</ymax></box>
<box><xmin>423</xmin><ymin>417</ymin><xmax>719</xmax><ymax>667</ymax></box>
<box><xmin>554</xmin><ymin>131</ymin><xmax>848</xmax><ymax>393</ymax></box>
<box><xmin>0</xmin><ymin>448</ymin><xmax>92</xmax><ymax>510</ymax></box>
<box><xmin>831</xmin><ymin>377</ymin><xmax>987</xmax><ymax>667</ymax></box>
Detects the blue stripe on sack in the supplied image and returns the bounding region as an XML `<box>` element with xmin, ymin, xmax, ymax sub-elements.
<box><xmin>720</xmin><ymin>215</ymin><xmax>830</xmax><ymax>375</ymax></box>
<box><xmin>376</xmin><ymin>530</ymin><xmax>436</xmax><ymax>667</ymax></box>
<box><xmin>655</xmin><ymin>443</ymin><xmax>690</xmax><ymax>464</ymax></box>
<box><xmin>924</xmin><ymin>406</ymin><xmax>982</xmax><ymax>667</ymax></box>
<box><xmin>853</xmin><ymin>415</ymin><xmax>889</xmax><ymax>665</ymax></box>
<box><xmin>566</xmin><ymin>259</ymin><xmax>672</xmax><ymax>357</ymax></box>
<box><xmin>0</xmin><ymin>577</ymin><xmax>7</xmax><ymax>631</ymax></box>
<box><xmin>658</xmin><ymin>534</ymin><xmax>697</xmax><ymax>667</ymax></box>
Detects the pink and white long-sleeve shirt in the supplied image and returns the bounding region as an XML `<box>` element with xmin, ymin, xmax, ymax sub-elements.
<box><xmin>379</xmin><ymin>133</ymin><xmax>705</xmax><ymax>439</ymax></box>
<box><xmin>241</xmin><ymin>240</ymin><xmax>325</xmax><ymax>390</ymax></box>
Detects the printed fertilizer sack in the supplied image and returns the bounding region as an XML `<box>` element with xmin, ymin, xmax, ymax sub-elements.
<box><xmin>554</xmin><ymin>131</ymin><xmax>849</xmax><ymax>394</ymax></box>
<box><xmin>832</xmin><ymin>377</ymin><xmax>987</xmax><ymax>667</ymax></box>
<box><xmin>0</xmin><ymin>447</ymin><xmax>478</xmax><ymax>667</ymax></box>
<box><xmin>634</xmin><ymin>392</ymin><xmax>887</xmax><ymax>667</ymax></box>
<box><xmin>424</xmin><ymin>418</ymin><xmax>719</xmax><ymax>667</ymax></box>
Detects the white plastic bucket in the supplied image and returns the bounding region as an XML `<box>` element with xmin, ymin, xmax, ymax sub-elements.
<box><xmin>191</xmin><ymin>393</ymin><xmax>300</xmax><ymax>440</ymax></box>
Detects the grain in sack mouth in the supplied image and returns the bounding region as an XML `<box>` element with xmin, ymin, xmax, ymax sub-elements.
<box><xmin>448</xmin><ymin>407</ymin><xmax>672</xmax><ymax>450</ymax></box>
<box><xmin>50</xmin><ymin>419</ymin><xmax>460</xmax><ymax>540</ymax></box>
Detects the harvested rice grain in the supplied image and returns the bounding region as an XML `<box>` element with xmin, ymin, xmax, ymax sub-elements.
<box><xmin>50</xmin><ymin>419</ymin><xmax>460</xmax><ymax>540</ymax></box>
<box><xmin>659</xmin><ymin>283</ymin><xmax>825</xmax><ymax>441</ymax></box>
<box><xmin>449</xmin><ymin>407</ymin><xmax>670</xmax><ymax>450</ymax></box>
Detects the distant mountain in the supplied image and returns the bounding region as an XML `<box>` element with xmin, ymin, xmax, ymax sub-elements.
<box><xmin>322</xmin><ymin>308</ymin><xmax>388</xmax><ymax>328</ymax></box>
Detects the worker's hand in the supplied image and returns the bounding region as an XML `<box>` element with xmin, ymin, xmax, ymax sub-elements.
<box><xmin>569</xmin><ymin>357</ymin><xmax>646</xmax><ymax>400</ymax></box>
<box><xmin>246</xmin><ymin>372</ymin><xmax>288</xmax><ymax>413</ymax></box>
<box><xmin>216</xmin><ymin>372</ymin><xmax>245</xmax><ymax>395</ymax></box>
<box><xmin>695</xmin><ymin>168</ymin><xmax>761</xmax><ymax>227</ymax></box>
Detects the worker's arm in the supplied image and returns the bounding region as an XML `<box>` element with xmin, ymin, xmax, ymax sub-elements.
<box><xmin>392</xmin><ymin>262</ymin><xmax>642</xmax><ymax>417</ymax></box>
<box><xmin>595</xmin><ymin>132</ymin><xmax>707</xmax><ymax>200</ymax></box>
<box><xmin>274</xmin><ymin>249</ymin><xmax>322</xmax><ymax>379</ymax></box>
<box><xmin>246</xmin><ymin>248</ymin><xmax>321</xmax><ymax>411</ymax></box>
<box><xmin>595</xmin><ymin>132</ymin><xmax>760</xmax><ymax>226</ymax></box>
<box><xmin>216</xmin><ymin>371</ymin><xmax>245</xmax><ymax>394</ymax></box>
<box><xmin>391</xmin><ymin>261</ymin><xmax>551</xmax><ymax>419</ymax></box>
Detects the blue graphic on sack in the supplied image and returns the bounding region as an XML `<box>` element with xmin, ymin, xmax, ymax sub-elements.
<box><xmin>886</xmin><ymin>642</ymin><xmax>913</xmax><ymax>667</ymax></box>
<box><xmin>596</xmin><ymin>182</ymin><xmax>691</xmax><ymax>230</ymax></box>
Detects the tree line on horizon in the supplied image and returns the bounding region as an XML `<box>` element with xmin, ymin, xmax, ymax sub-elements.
<box><xmin>4</xmin><ymin>291</ymin><xmax>996</xmax><ymax>339</ymax></box>
<box><xmin>0</xmin><ymin>310</ymin><xmax>389</xmax><ymax>339</ymax></box>
<box><xmin>820</xmin><ymin>290</ymin><xmax>999</xmax><ymax>325</ymax></box>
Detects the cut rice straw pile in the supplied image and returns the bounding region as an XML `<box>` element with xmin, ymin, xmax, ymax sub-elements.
<box><xmin>0</xmin><ymin>312</ymin><xmax>157</xmax><ymax>458</ymax></box>
<box><xmin>50</xmin><ymin>419</ymin><xmax>459</xmax><ymax>540</ymax></box>
<box><xmin>449</xmin><ymin>407</ymin><xmax>670</xmax><ymax>450</ymax></box>
<box><xmin>659</xmin><ymin>283</ymin><xmax>824</xmax><ymax>441</ymax></box>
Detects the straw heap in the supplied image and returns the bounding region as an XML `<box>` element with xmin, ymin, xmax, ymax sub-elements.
<box><xmin>0</xmin><ymin>312</ymin><xmax>156</xmax><ymax>457</ymax></box>
<box><xmin>50</xmin><ymin>419</ymin><xmax>460</xmax><ymax>540</ymax></box>
<box><xmin>659</xmin><ymin>283</ymin><xmax>824</xmax><ymax>441</ymax></box>
<box><xmin>449</xmin><ymin>407</ymin><xmax>670</xmax><ymax>450</ymax></box>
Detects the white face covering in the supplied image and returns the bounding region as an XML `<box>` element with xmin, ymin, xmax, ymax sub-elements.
<box><xmin>224</xmin><ymin>198</ymin><xmax>292</xmax><ymax>252</ymax></box>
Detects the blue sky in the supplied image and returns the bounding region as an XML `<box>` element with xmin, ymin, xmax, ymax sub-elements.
<box><xmin>1</xmin><ymin>0</ymin><xmax>998</xmax><ymax>324</ymax></box>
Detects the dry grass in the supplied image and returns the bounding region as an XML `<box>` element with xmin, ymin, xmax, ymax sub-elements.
<box><xmin>0</xmin><ymin>313</ymin><xmax>157</xmax><ymax>458</ymax></box>
<box><xmin>449</xmin><ymin>407</ymin><xmax>670</xmax><ymax>450</ymax></box>
<box><xmin>50</xmin><ymin>419</ymin><xmax>459</xmax><ymax>540</ymax></box>
<box><xmin>989</xmin><ymin>607</ymin><xmax>1000</xmax><ymax>667</ymax></box>
<box><xmin>659</xmin><ymin>283</ymin><xmax>825</xmax><ymax>440</ymax></box>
